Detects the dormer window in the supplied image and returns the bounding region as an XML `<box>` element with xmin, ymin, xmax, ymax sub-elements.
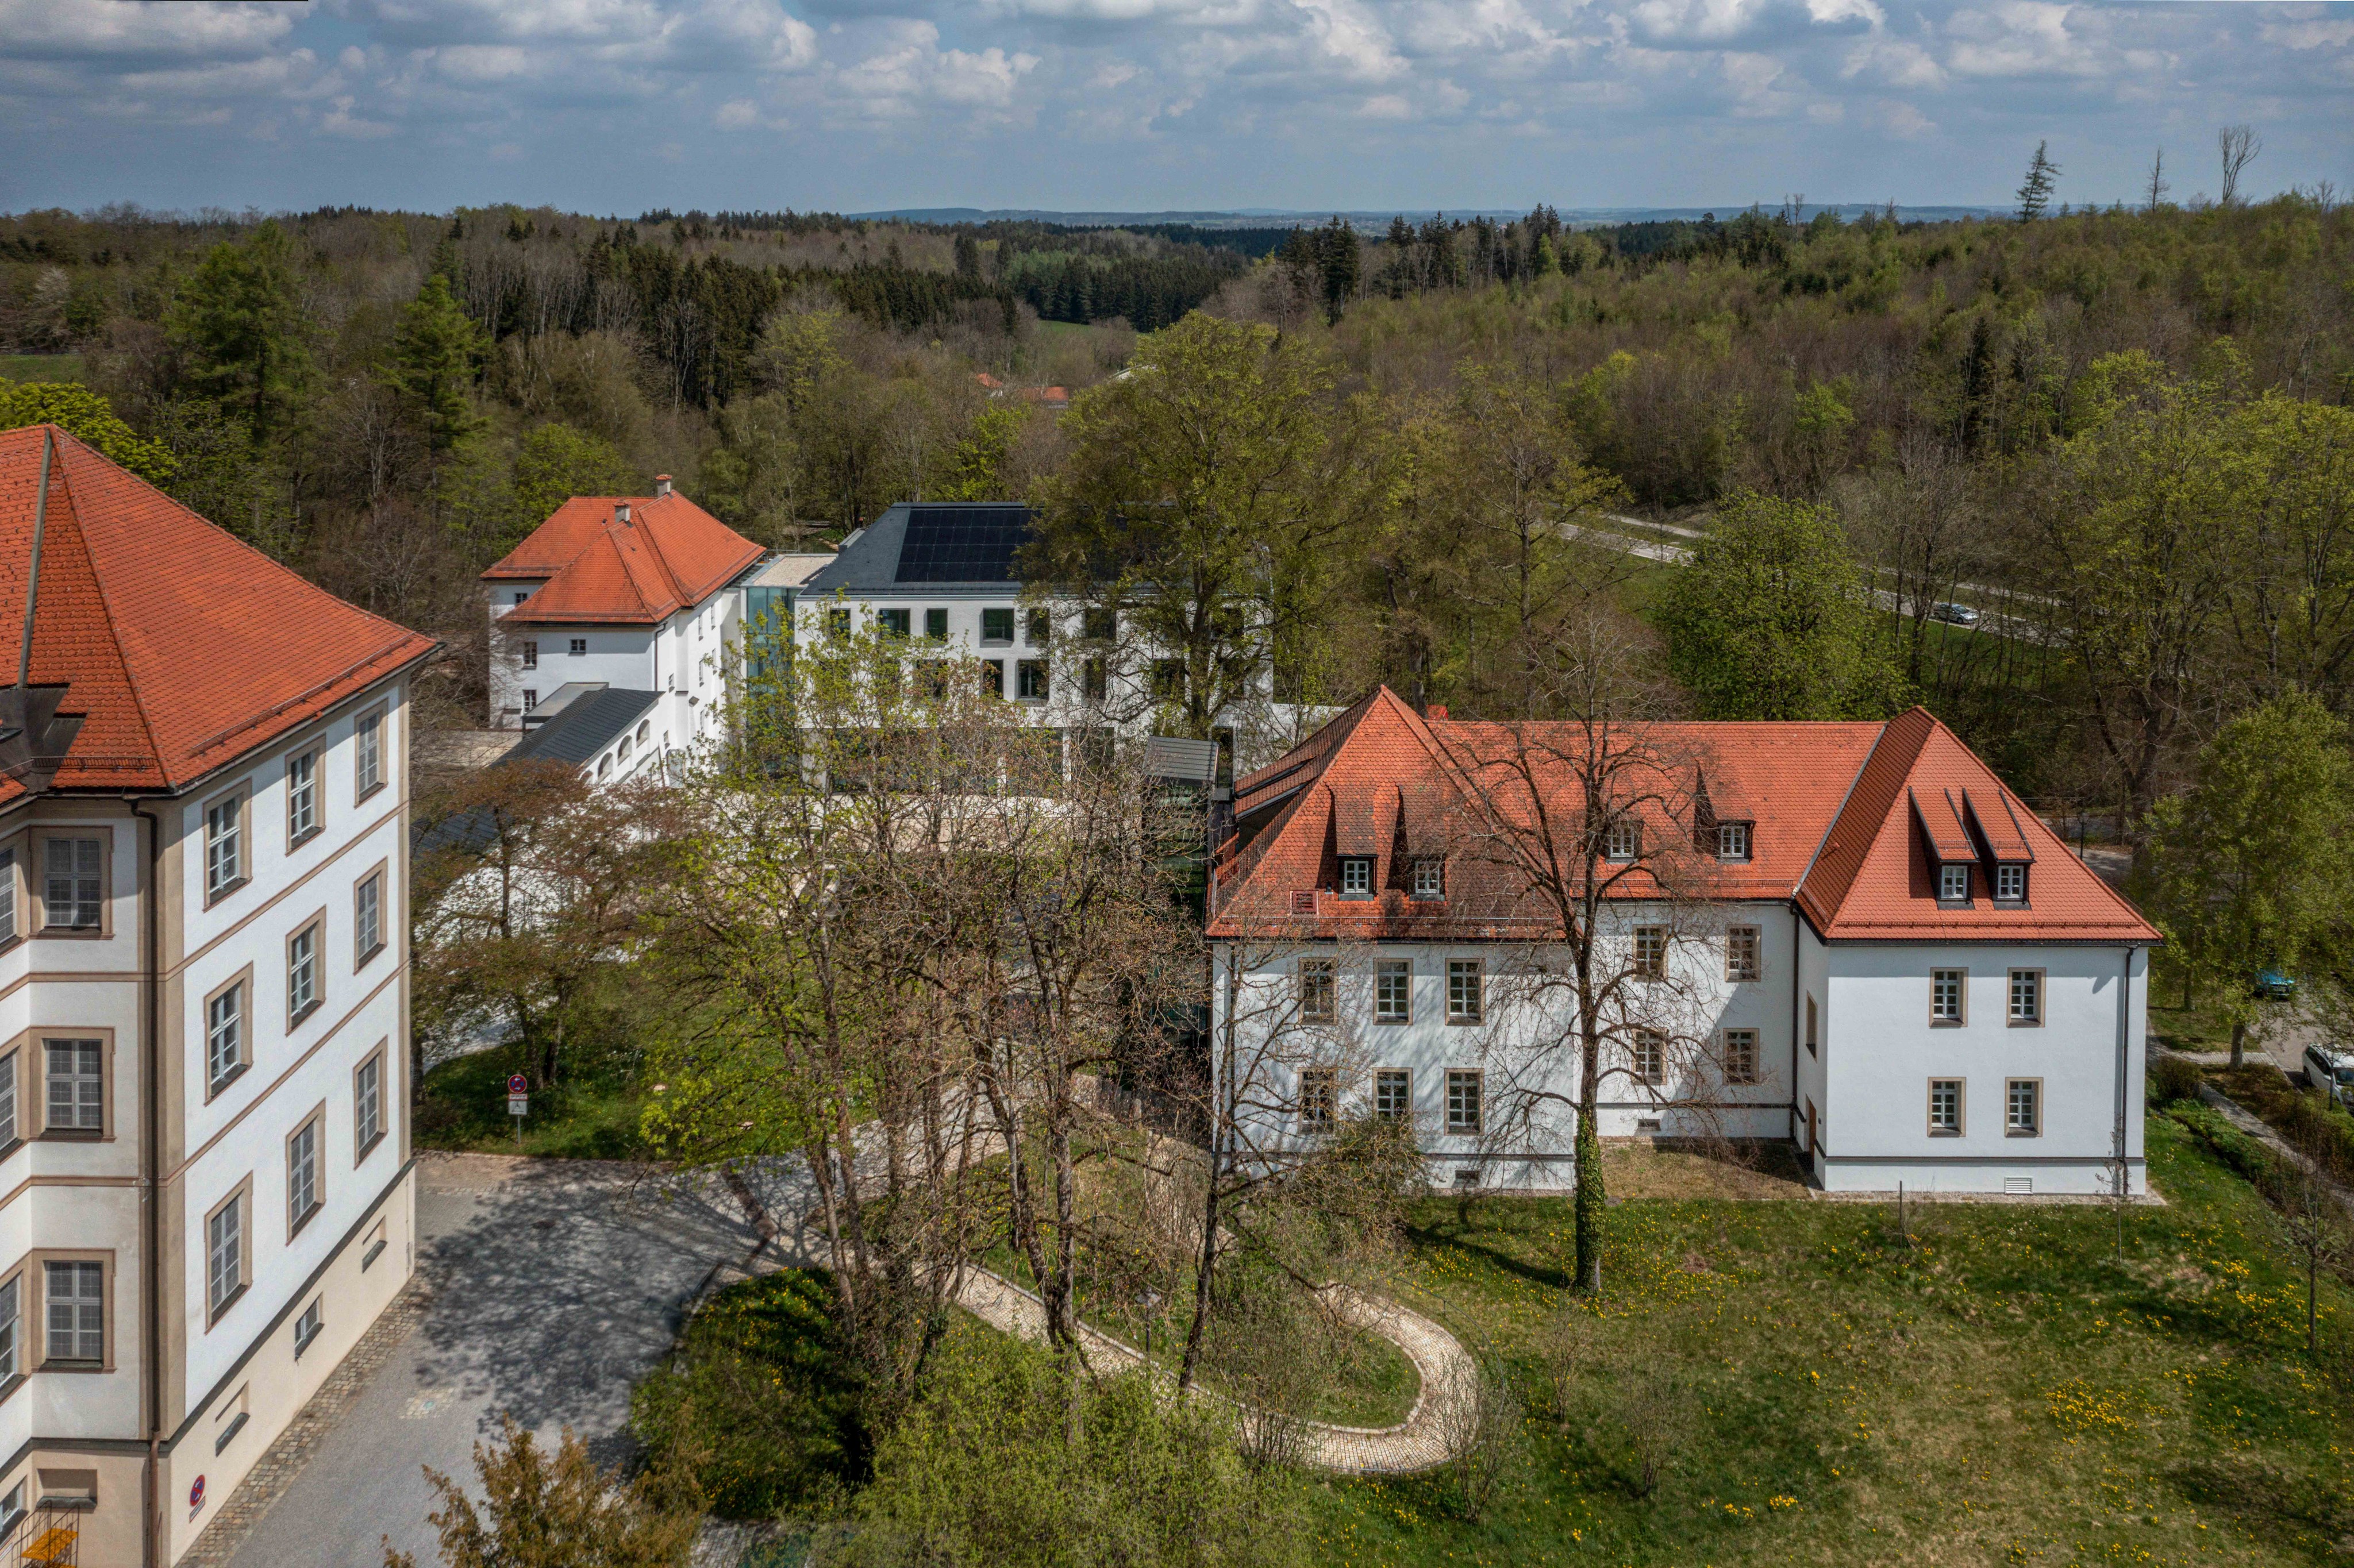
<box><xmin>1716</xmin><ymin>822</ymin><xmax>1752</xmax><ymax>861</ymax></box>
<box><xmin>1937</xmin><ymin>862</ymin><xmax>1971</xmax><ymax>902</ymax></box>
<box><xmin>1994</xmin><ymin>863</ymin><xmax>2027</xmax><ymax>902</ymax></box>
<box><xmin>1338</xmin><ymin>857</ymin><xmax>1374</xmax><ymax>897</ymax></box>
<box><xmin>1603</xmin><ymin>820</ymin><xmax>1640</xmax><ymax>861</ymax></box>
<box><xmin>1411</xmin><ymin>858</ymin><xmax>1444</xmax><ymax>899</ymax></box>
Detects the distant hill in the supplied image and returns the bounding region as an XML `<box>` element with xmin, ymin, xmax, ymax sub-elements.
<box><xmin>855</xmin><ymin>205</ymin><xmax>2006</xmax><ymax>230</ymax></box>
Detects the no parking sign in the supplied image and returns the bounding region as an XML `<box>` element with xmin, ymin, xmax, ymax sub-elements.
<box><xmin>189</xmin><ymin>1474</ymin><xmax>206</xmax><ymax>1521</ymax></box>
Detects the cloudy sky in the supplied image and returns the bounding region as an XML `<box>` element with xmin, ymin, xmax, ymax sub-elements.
<box><xmin>1</xmin><ymin>0</ymin><xmax>2347</xmax><ymax>216</ymax></box>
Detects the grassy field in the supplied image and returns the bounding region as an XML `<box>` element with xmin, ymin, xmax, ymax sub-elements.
<box><xmin>0</xmin><ymin>353</ymin><xmax>87</xmax><ymax>383</ymax></box>
<box><xmin>412</xmin><ymin>1042</ymin><xmax>651</xmax><ymax>1158</ymax></box>
<box><xmin>1301</xmin><ymin>1114</ymin><xmax>2351</xmax><ymax>1567</ymax></box>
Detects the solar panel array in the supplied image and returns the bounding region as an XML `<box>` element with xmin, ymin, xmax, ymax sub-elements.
<box><xmin>894</xmin><ymin>506</ymin><xmax>1033</xmax><ymax>584</ymax></box>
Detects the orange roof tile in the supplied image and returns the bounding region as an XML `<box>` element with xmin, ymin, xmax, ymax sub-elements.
<box><xmin>1209</xmin><ymin>689</ymin><xmax>2157</xmax><ymax>946</ymax></box>
<box><xmin>0</xmin><ymin>426</ymin><xmax>438</xmax><ymax>802</ymax></box>
<box><xmin>483</xmin><ymin>492</ymin><xmax>762</xmax><ymax>625</ymax></box>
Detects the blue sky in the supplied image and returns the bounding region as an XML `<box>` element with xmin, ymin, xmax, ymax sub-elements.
<box><xmin>1</xmin><ymin>0</ymin><xmax>2347</xmax><ymax>216</ymax></box>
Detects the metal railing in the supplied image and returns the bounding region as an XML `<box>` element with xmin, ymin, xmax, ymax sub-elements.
<box><xmin>0</xmin><ymin>1503</ymin><xmax>82</xmax><ymax>1568</ymax></box>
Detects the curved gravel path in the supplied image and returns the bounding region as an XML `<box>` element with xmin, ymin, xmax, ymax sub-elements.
<box><xmin>951</xmin><ymin>1266</ymin><xmax>1478</xmax><ymax>1475</ymax></box>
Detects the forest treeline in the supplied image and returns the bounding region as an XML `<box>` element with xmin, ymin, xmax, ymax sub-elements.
<box><xmin>1</xmin><ymin>190</ymin><xmax>2348</xmax><ymax>823</ymax></box>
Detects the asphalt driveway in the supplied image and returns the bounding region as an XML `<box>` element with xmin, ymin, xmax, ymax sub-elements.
<box><xmin>222</xmin><ymin>1152</ymin><xmax>767</xmax><ymax>1568</ymax></box>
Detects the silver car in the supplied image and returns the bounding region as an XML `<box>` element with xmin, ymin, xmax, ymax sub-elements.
<box><xmin>1929</xmin><ymin>602</ymin><xmax>1982</xmax><ymax>626</ymax></box>
<box><xmin>2305</xmin><ymin>1044</ymin><xmax>2354</xmax><ymax>1109</ymax></box>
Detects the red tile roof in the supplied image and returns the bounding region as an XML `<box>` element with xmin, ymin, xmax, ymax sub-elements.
<box><xmin>1209</xmin><ymin>687</ymin><xmax>2157</xmax><ymax>946</ymax></box>
<box><xmin>483</xmin><ymin>492</ymin><xmax>762</xmax><ymax>626</ymax></box>
<box><xmin>0</xmin><ymin>426</ymin><xmax>438</xmax><ymax>802</ymax></box>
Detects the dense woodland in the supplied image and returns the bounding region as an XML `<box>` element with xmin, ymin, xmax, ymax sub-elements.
<box><xmin>2</xmin><ymin>190</ymin><xmax>2350</xmax><ymax>836</ymax></box>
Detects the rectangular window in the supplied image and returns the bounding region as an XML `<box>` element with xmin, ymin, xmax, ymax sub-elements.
<box><xmin>1995</xmin><ymin>863</ymin><xmax>2026</xmax><ymax>900</ymax></box>
<box><xmin>0</xmin><ymin>1274</ymin><xmax>16</xmax><ymax>1381</ymax></box>
<box><xmin>2008</xmin><ymin>969</ymin><xmax>2043</xmax><ymax>1026</ymax></box>
<box><xmin>1298</xmin><ymin>960</ymin><xmax>1335</xmax><ymax>1024</ymax></box>
<box><xmin>44</xmin><ymin>837</ymin><xmax>103</xmax><ymax>929</ymax></box>
<box><xmin>288</xmin><ymin>922</ymin><xmax>320</xmax><ymax>1023</ymax></box>
<box><xmin>0</xmin><ymin>1047</ymin><xmax>15</xmax><ymax>1146</ymax></box>
<box><xmin>520</xmin><ymin>641</ymin><xmax>538</xmax><ymax>670</ymax></box>
<box><xmin>1805</xmin><ymin>993</ymin><xmax>1818</xmax><ymax>1057</ymax></box>
<box><xmin>1017</xmin><ymin>660</ymin><xmax>1049</xmax><ymax>700</ymax></box>
<box><xmin>1083</xmin><ymin>607</ymin><xmax>1117</xmax><ymax>642</ymax></box>
<box><xmin>44</xmin><ymin>1261</ymin><xmax>103</xmax><ymax>1363</ymax></box>
<box><xmin>1445</xmin><ymin>1070</ymin><xmax>1483</xmax><ymax>1134</ymax></box>
<box><xmin>511</xmin><ymin>590</ymin><xmax>529</xmax><ymax>607</ymax></box>
<box><xmin>568</xmin><ymin>637</ymin><xmax>587</xmax><ymax>657</ymax></box>
<box><xmin>1339</xmin><ymin>857</ymin><xmax>1373</xmax><ymax>896</ymax></box>
<box><xmin>980</xmin><ymin>660</ymin><xmax>1005</xmax><ymax>699</ymax></box>
<box><xmin>205</xmin><ymin>793</ymin><xmax>243</xmax><ymax>899</ymax></box>
<box><xmin>355</xmin><ymin>872</ymin><xmax>384</xmax><ymax>965</ymax></box>
<box><xmin>825</xmin><ymin>606</ymin><xmax>851</xmax><ymax>639</ymax></box>
<box><xmin>1604</xmin><ymin>820</ymin><xmax>1640</xmax><ymax>861</ymax></box>
<box><xmin>1632</xmin><ymin>1027</ymin><xmax>1666</xmax><ymax>1087</ymax></box>
<box><xmin>522</xmin><ymin>688</ymin><xmax>539</xmax><ymax>712</ymax></box>
<box><xmin>294</xmin><ymin>1297</ymin><xmax>324</xmax><ymax>1358</ymax></box>
<box><xmin>287</xmin><ymin>1116</ymin><xmax>321</xmax><ymax>1234</ymax></box>
<box><xmin>43</xmin><ymin>1039</ymin><xmax>102</xmax><ymax>1133</ymax></box>
<box><xmin>1725</xmin><ymin>926</ymin><xmax>1760</xmax><ymax>982</ymax></box>
<box><xmin>1082</xmin><ymin>657</ymin><xmax>1107</xmax><ymax>700</ymax></box>
<box><xmin>1298</xmin><ymin>1068</ymin><xmax>1336</xmax><ymax>1132</ymax></box>
<box><xmin>1025</xmin><ymin>608</ymin><xmax>1051</xmax><ymax>647</ymax></box>
<box><xmin>1718</xmin><ymin>821</ymin><xmax>1751</xmax><ymax>860</ymax></box>
<box><xmin>980</xmin><ymin>607</ymin><xmax>1014</xmax><ymax>644</ymax></box>
<box><xmin>1938</xmin><ymin>862</ymin><xmax>1970</xmax><ymax>901</ymax></box>
<box><xmin>1722</xmin><ymin>1028</ymin><xmax>1759</xmax><ymax>1085</ymax></box>
<box><xmin>876</xmin><ymin>608</ymin><xmax>910</xmax><ymax>637</ymax></box>
<box><xmin>207</xmin><ymin>980</ymin><xmax>245</xmax><ymax>1093</ymax></box>
<box><xmin>1411</xmin><ymin>859</ymin><xmax>1444</xmax><ymax>899</ymax></box>
<box><xmin>0</xmin><ymin>847</ymin><xmax>16</xmax><ymax>943</ymax></box>
<box><xmin>1374</xmin><ymin>1069</ymin><xmax>1410</xmax><ymax>1122</ymax></box>
<box><xmin>1375</xmin><ymin>961</ymin><xmax>1410</xmax><ymax>1023</ymax></box>
<box><xmin>922</xmin><ymin>607</ymin><xmax>948</xmax><ymax>640</ymax></box>
<box><xmin>287</xmin><ymin>748</ymin><xmax>319</xmax><ymax>844</ymax></box>
<box><xmin>1932</xmin><ymin>968</ymin><xmax>1965</xmax><ymax>1023</ymax></box>
<box><xmin>1632</xmin><ymin>925</ymin><xmax>1667</xmax><ymax>980</ymax></box>
<box><xmin>2006</xmin><ymin>1078</ymin><xmax>2041</xmax><ymax>1135</ymax></box>
<box><xmin>1151</xmin><ymin>658</ymin><xmax>1186</xmax><ymax>700</ymax></box>
<box><xmin>1447</xmin><ymin>959</ymin><xmax>1483</xmax><ymax>1023</ymax></box>
<box><xmin>355</xmin><ymin>708</ymin><xmax>384</xmax><ymax>799</ymax></box>
<box><xmin>207</xmin><ymin>1195</ymin><xmax>243</xmax><ymax>1317</ymax></box>
<box><xmin>355</xmin><ymin>1050</ymin><xmax>384</xmax><ymax>1157</ymax></box>
<box><xmin>1929</xmin><ymin>1078</ymin><xmax>1963</xmax><ymax>1134</ymax></box>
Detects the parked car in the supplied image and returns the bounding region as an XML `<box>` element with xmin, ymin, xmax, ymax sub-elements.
<box><xmin>2255</xmin><ymin>969</ymin><xmax>2298</xmax><ymax>1000</ymax></box>
<box><xmin>1929</xmin><ymin>602</ymin><xmax>1982</xmax><ymax>626</ymax></box>
<box><xmin>2305</xmin><ymin>1045</ymin><xmax>2354</xmax><ymax>1109</ymax></box>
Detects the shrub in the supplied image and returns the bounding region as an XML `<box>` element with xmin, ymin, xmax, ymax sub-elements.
<box><xmin>2149</xmin><ymin>1054</ymin><xmax>2206</xmax><ymax>1106</ymax></box>
<box><xmin>385</xmin><ymin>1414</ymin><xmax>701</xmax><ymax>1568</ymax></box>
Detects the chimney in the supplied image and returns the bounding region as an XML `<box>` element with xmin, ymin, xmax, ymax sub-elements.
<box><xmin>654</xmin><ymin>475</ymin><xmax>672</xmax><ymax>499</ymax></box>
<box><xmin>1426</xmin><ymin>704</ymin><xmax>1448</xmax><ymax>721</ymax></box>
<box><xmin>613</xmin><ymin>503</ymin><xmax>632</xmax><ymax>525</ymax></box>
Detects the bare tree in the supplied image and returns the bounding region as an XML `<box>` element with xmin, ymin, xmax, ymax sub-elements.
<box><xmin>2276</xmin><ymin>1119</ymin><xmax>2352</xmax><ymax>1356</ymax></box>
<box><xmin>2145</xmin><ymin>148</ymin><xmax>2170</xmax><ymax>211</ymax></box>
<box><xmin>2218</xmin><ymin>125</ymin><xmax>2263</xmax><ymax>208</ymax></box>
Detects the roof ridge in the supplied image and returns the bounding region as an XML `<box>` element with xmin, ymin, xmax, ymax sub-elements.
<box><xmin>601</xmin><ymin>510</ymin><xmax>671</xmax><ymax>614</ymax></box>
<box><xmin>1795</xmin><ymin>708</ymin><xmax>1933</xmax><ymax>924</ymax></box>
<box><xmin>44</xmin><ymin>432</ymin><xmax>166</xmax><ymax>775</ymax></box>
<box><xmin>623</xmin><ymin>499</ymin><xmax>692</xmax><ymax>607</ymax></box>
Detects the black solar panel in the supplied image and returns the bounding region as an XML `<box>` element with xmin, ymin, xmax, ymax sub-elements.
<box><xmin>894</xmin><ymin>506</ymin><xmax>1033</xmax><ymax>584</ymax></box>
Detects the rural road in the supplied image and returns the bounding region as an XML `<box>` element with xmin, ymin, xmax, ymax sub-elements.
<box><xmin>220</xmin><ymin>1152</ymin><xmax>775</xmax><ymax>1568</ymax></box>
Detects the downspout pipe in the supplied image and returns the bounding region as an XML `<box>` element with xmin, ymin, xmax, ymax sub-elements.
<box><xmin>132</xmin><ymin>799</ymin><xmax>164</xmax><ymax>1567</ymax></box>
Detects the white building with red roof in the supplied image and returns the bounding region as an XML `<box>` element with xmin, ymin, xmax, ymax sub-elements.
<box><xmin>0</xmin><ymin>426</ymin><xmax>437</xmax><ymax>1563</ymax></box>
<box><xmin>1208</xmin><ymin>688</ymin><xmax>2158</xmax><ymax>1197</ymax></box>
<box><xmin>480</xmin><ymin>478</ymin><xmax>766</xmax><ymax>764</ymax></box>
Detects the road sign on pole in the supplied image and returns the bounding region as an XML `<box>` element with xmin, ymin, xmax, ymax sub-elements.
<box><xmin>507</xmin><ymin>1075</ymin><xmax>528</xmax><ymax>1145</ymax></box>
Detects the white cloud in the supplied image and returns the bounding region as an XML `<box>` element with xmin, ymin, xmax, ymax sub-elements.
<box><xmin>321</xmin><ymin>94</ymin><xmax>398</xmax><ymax>136</ymax></box>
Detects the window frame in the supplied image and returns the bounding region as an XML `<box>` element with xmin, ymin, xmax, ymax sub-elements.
<box><xmin>979</xmin><ymin>660</ymin><xmax>1005</xmax><ymax>699</ymax></box>
<box><xmin>1632</xmin><ymin>1027</ymin><xmax>1667</xmax><ymax>1088</ymax></box>
<box><xmin>520</xmin><ymin>639</ymin><xmax>539</xmax><ymax>671</ymax></box>
<box><xmin>353</xmin><ymin>704</ymin><xmax>387</xmax><ymax>802</ymax></box>
<box><xmin>0</xmin><ymin>1045</ymin><xmax>17</xmax><ymax>1150</ymax></box>
<box><xmin>1446</xmin><ymin>958</ymin><xmax>1484</xmax><ymax>1024</ymax></box>
<box><xmin>1297</xmin><ymin>959</ymin><xmax>1336</xmax><ymax>1025</ymax></box>
<box><xmin>568</xmin><ymin>637</ymin><xmax>588</xmax><ymax>658</ymax></box>
<box><xmin>0</xmin><ymin>841</ymin><xmax>20</xmax><ymax>948</ymax></box>
<box><xmin>354</xmin><ymin>1042</ymin><xmax>387</xmax><ymax>1164</ymax></box>
<box><xmin>1297</xmin><ymin>1067</ymin><xmax>1337</xmax><ymax>1133</ymax></box>
<box><xmin>979</xmin><ymin>607</ymin><xmax>1015</xmax><ymax>646</ymax></box>
<box><xmin>354</xmin><ymin>863</ymin><xmax>388</xmax><ymax>969</ymax></box>
<box><xmin>875</xmin><ymin>607</ymin><xmax>911</xmax><ymax>638</ymax></box>
<box><xmin>1717</xmin><ymin>820</ymin><xmax>1752</xmax><ymax>861</ymax></box>
<box><xmin>203</xmin><ymin>966</ymin><xmax>255</xmax><ymax>1101</ymax></box>
<box><xmin>34</xmin><ymin>831</ymin><xmax>109</xmax><ymax>936</ymax></box>
<box><xmin>284</xmin><ymin>742</ymin><xmax>324</xmax><ymax>851</ymax></box>
<box><xmin>1338</xmin><ymin>856</ymin><xmax>1374</xmax><ymax>897</ymax></box>
<box><xmin>1722</xmin><ymin>1027</ymin><xmax>1759</xmax><ymax>1086</ymax></box>
<box><xmin>286</xmin><ymin>912</ymin><xmax>326</xmax><ymax>1030</ymax></box>
<box><xmin>201</xmin><ymin>785</ymin><xmax>251</xmax><ymax>907</ymax></box>
<box><xmin>1410</xmin><ymin>858</ymin><xmax>1444</xmax><ymax>900</ymax></box>
<box><xmin>36</xmin><ymin>1034</ymin><xmax>109</xmax><ymax>1141</ymax></box>
<box><xmin>1804</xmin><ymin>992</ymin><xmax>1818</xmax><ymax>1058</ymax></box>
<box><xmin>1015</xmin><ymin>659</ymin><xmax>1049</xmax><ymax>701</ymax></box>
<box><xmin>1937</xmin><ymin>861</ymin><xmax>1971</xmax><ymax>903</ymax></box>
<box><xmin>1024</xmin><ymin>607</ymin><xmax>1052</xmax><ymax>648</ymax></box>
<box><xmin>286</xmin><ymin>1103</ymin><xmax>326</xmax><ymax>1240</ymax></box>
<box><xmin>1444</xmin><ymin>1069</ymin><xmax>1483</xmax><ymax>1135</ymax></box>
<box><xmin>923</xmin><ymin>607</ymin><xmax>949</xmax><ymax>641</ymax></box>
<box><xmin>36</xmin><ymin>1252</ymin><xmax>112</xmax><ymax>1371</ymax></box>
<box><xmin>0</xmin><ymin>1267</ymin><xmax>19</xmax><ymax>1387</ymax></box>
<box><xmin>1374</xmin><ymin>960</ymin><xmax>1411</xmax><ymax>1024</ymax></box>
<box><xmin>1928</xmin><ymin>1077</ymin><xmax>1965</xmax><ymax>1136</ymax></box>
<box><xmin>1632</xmin><ymin>924</ymin><xmax>1667</xmax><ymax>980</ymax></box>
<box><xmin>1930</xmin><ymin>967</ymin><xmax>1967</xmax><ymax>1025</ymax></box>
<box><xmin>1603</xmin><ymin>819</ymin><xmax>1641</xmax><ymax>862</ymax></box>
<box><xmin>1374</xmin><ymin>1069</ymin><xmax>1410</xmax><ymax>1122</ymax></box>
<box><xmin>2007</xmin><ymin>968</ymin><xmax>2044</xmax><ymax>1027</ymax></box>
<box><xmin>1725</xmin><ymin>924</ymin><xmax>1761</xmax><ymax>983</ymax></box>
<box><xmin>1994</xmin><ymin>862</ymin><xmax>2028</xmax><ymax>902</ymax></box>
<box><xmin>205</xmin><ymin>1178</ymin><xmax>252</xmax><ymax>1328</ymax></box>
<box><xmin>2005</xmin><ymin>1077</ymin><xmax>2043</xmax><ymax>1137</ymax></box>
<box><xmin>293</xmin><ymin>1296</ymin><xmax>325</xmax><ymax>1360</ymax></box>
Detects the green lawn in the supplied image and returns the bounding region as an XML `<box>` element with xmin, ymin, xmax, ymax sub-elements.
<box><xmin>0</xmin><ymin>353</ymin><xmax>87</xmax><ymax>384</ymax></box>
<box><xmin>413</xmin><ymin>1042</ymin><xmax>651</xmax><ymax>1159</ymax></box>
<box><xmin>1303</xmin><ymin>1112</ymin><xmax>2351</xmax><ymax>1566</ymax></box>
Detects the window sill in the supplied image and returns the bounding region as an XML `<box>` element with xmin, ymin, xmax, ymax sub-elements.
<box><xmin>1929</xmin><ymin>1130</ymin><xmax>1964</xmax><ymax>1138</ymax></box>
<box><xmin>1445</xmin><ymin>1016</ymin><xmax>1483</xmax><ymax>1027</ymax></box>
<box><xmin>37</xmin><ymin>1359</ymin><xmax>106</xmax><ymax>1374</ymax></box>
<box><xmin>207</xmin><ymin>1062</ymin><xmax>250</xmax><ymax>1103</ymax></box>
<box><xmin>205</xmin><ymin>877</ymin><xmax>250</xmax><ymax>909</ymax></box>
<box><xmin>355</xmin><ymin>1130</ymin><xmax>386</xmax><ymax>1168</ymax></box>
<box><xmin>34</xmin><ymin>1496</ymin><xmax>95</xmax><ymax>1512</ymax></box>
<box><xmin>356</xmin><ymin>781</ymin><xmax>387</xmax><ymax>806</ymax></box>
<box><xmin>207</xmin><ymin>1282</ymin><xmax>249</xmax><ymax>1329</ymax></box>
<box><xmin>2006</xmin><ymin>1130</ymin><xmax>2042</xmax><ymax>1139</ymax></box>
<box><xmin>0</xmin><ymin>1137</ymin><xmax>19</xmax><ymax>1163</ymax></box>
<box><xmin>1374</xmin><ymin>1017</ymin><xmax>1410</xmax><ymax>1027</ymax></box>
<box><xmin>356</xmin><ymin>941</ymin><xmax>386</xmax><ymax>970</ymax></box>
<box><xmin>362</xmin><ymin>1237</ymin><xmax>388</xmax><ymax>1272</ymax></box>
<box><xmin>0</xmin><ymin>1371</ymin><xmax>22</xmax><ymax>1408</ymax></box>
<box><xmin>1935</xmin><ymin>899</ymin><xmax>1974</xmax><ymax>911</ymax></box>
<box><xmin>293</xmin><ymin>1322</ymin><xmax>322</xmax><ymax>1361</ymax></box>
<box><xmin>34</xmin><ymin>926</ymin><xmax>107</xmax><ymax>940</ymax></box>
<box><xmin>2007</xmin><ymin>1019</ymin><xmax>2044</xmax><ymax>1029</ymax></box>
<box><xmin>290</xmin><ymin>1001</ymin><xmax>322</xmax><ymax>1030</ymax></box>
<box><xmin>38</xmin><ymin>1128</ymin><xmax>103</xmax><ymax>1143</ymax></box>
<box><xmin>214</xmin><ymin>1411</ymin><xmax>249</xmax><ymax>1454</ymax></box>
<box><xmin>1930</xmin><ymin>1019</ymin><xmax>1967</xmax><ymax>1028</ymax></box>
<box><xmin>288</xmin><ymin>827</ymin><xmax>322</xmax><ymax>853</ymax></box>
<box><xmin>290</xmin><ymin>1200</ymin><xmax>322</xmax><ymax>1240</ymax></box>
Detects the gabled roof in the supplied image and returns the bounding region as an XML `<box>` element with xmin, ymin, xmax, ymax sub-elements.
<box><xmin>1207</xmin><ymin>688</ymin><xmax>2157</xmax><ymax>946</ymax></box>
<box><xmin>484</xmin><ymin>492</ymin><xmax>762</xmax><ymax>625</ymax></box>
<box><xmin>0</xmin><ymin>425</ymin><xmax>438</xmax><ymax>804</ymax></box>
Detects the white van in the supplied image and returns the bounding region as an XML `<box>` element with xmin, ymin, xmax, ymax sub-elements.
<box><xmin>2303</xmin><ymin>1044</ymin><xmax>2354</xmax><ymax>1110</ymax></box>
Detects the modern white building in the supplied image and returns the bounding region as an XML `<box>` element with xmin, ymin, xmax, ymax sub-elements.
<box><xmin>0</xmin><ymin>426</ymin><xmax>436</xmax><ymax>1565</ymax></box>
<box><xmin>480</xmin><ymin>477</ymin><xmax>766</xmax><ymax>757</ymax></box>
<box><xmin>1207</xmin><ymin>689</ymin><xmax>2156</xmax><ymax>1197</ymax></box>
